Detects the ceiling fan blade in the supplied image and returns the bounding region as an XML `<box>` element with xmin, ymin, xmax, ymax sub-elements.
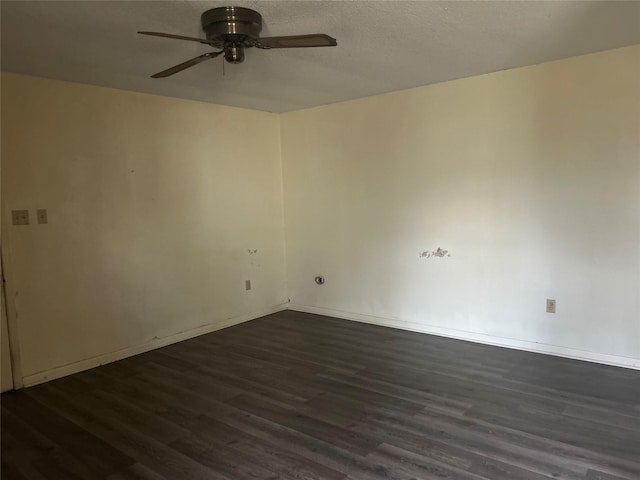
<box><xmin>150</xmin><ymin>51</ymin><xmax>223</xmax><ymax>78</ymax></box>
<box><xmin>138</xmin><ymin>31</ymin><xmax>215</xmax><ymax>45</ymax></box>
<box><xmin>254</xmin><ymin>34</ymin><xmax>337</xmax><ymax>49</ymax></box>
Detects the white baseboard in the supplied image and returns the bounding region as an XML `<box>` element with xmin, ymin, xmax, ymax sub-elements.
<box><xmin>288</xmin><ymin>303</ymin><xmax>640</xmax><ymax>370</ymax></box>
<box><xmin>20</xmin><ymin>301</ymin><xmax>639</xmax><ymax>387</ymax></box>
<box><xmin>21</xmin><ymin>303</ymin><xmax>288</xmax><ymax>387</ymax></box>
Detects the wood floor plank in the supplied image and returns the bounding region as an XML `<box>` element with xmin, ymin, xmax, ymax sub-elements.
<box><xmin>365</xmin><ymin>443</ymin><xmax>486</xmax><ymax>480</ymax></box>
<box><xmin>219</xmin><ymin>409</ymin><xmax>400</xmax><ymax>480</ymax></box>
<box><xmin>1</xmin><ymin>408</ymin><xmax>56</xmax><ymax>465</ymax></box>
<box><xmin>464</xmin><ymin>403</ymin><xmax>640</xmax><ymax>460</ymax></box>
<box><xmin>351</xmin><ymin>412</ymin><xmax>560</xmax><ymax>480</ymax></box>
<box><xmin>0</xmin><ymin>462</ymin><xmax>31</xmax><ymax>480</ymax></box>
<box><xmin>227</xmin><ymin>393</ymin><xmax>382</xmax><ymax>456</ymax></box>
<box><xmin>314</xmin><ymin>392</ymin><xmax>585</xmax><ymax>479</ymax></box>
<box><xmin>412</xmin><ymin>409</ymin><xmax>640</xmax><ymax>479</ymax></box>
<box><xmin>584</xmin><ymin>470</ymin><xmax>631</xmax><ymax>480</ymax></box>
<box><xmin>188</xmin><ymin>414</ymin><xmax>346</xmax><ymax>480</ymax></box>
<box><xmin>169</xmin><ymin>434</ymin><xmax>281</xmax><ymax>480</ymax></box>
<box><xmin>2</xmin><ymin>311</ymin><xmax>639</xmax><ymax>480</ymax></box>
<box><xmin>106</xmin><ymin>463</ymin><xmax>169</xmax><ymax>480</ymax></box>
<box><xmin>2</xmin><ymin>392</ymin><xmax>134</xmax><ymax>478</ymax></box>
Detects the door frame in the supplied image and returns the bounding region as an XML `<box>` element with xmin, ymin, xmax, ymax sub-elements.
<box><xmin>1</xmin><ymin>233</ymin><xmax>24</xmax><ymax>390</ymax></box>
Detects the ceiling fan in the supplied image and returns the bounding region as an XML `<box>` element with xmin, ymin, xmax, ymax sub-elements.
<box><xmin>139</xmin><ymin>6</ymin><xmax>337</xmax><ymax>78</ymax></box>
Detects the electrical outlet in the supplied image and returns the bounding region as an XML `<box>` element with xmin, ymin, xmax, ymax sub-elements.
<box><xmin>546</xmin><ymin>299</ymin><xmax>556</xmax><ymax>314</ymax></box>
<box><xmin>245</xmin><ymin>280</ymin><xmax>251</xmax><ymax>291</ymax></box>
<box><xmin>12</xmin><ymin>210</ymin><xmax>29</xmax><ymax>226</ymax></box>
<box><xmin>37</xmin><ymin>209</ymin><xmax>48</xmax><ymax>224</ymax></box>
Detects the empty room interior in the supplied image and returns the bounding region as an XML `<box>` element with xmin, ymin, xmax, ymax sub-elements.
<box><xmin>1</xmin><ymin>1</ymin><xmax>639</xmax><ymax>479</ymax></box>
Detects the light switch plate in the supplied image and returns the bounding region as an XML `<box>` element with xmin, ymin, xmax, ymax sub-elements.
<box><xmin>12</xmin><ymin>210</ymin><xmax>29</xmax><ymax>226</ymax></box>
<box><xmin>37</xmin><ymin>209</ymin><xmax>48</xmax><ymax>224</ymax></box>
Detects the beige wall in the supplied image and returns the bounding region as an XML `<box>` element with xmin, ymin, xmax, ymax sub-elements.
<box><xmin>281</xmin><ymin>46</ymin><xmax>640</xmax><ymax>367</ymax></box>
<box><xmin>2</xmin><ymin>74</ymin><xmax>287</xmax><ymax>386</ymax></box>
<box><xmin>2</xmin><ymin>46</ymin><xmax>638</xmax><ymax>387</ymax></box>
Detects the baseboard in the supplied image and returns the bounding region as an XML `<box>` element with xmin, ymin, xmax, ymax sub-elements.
<box><xmin>288</xmin><ymin>303</ymin><xmax>640</xmax><ymax>370</ymax></box>
<box><xmin>21</xmin><ymin>303</ymin><xmax>288</xmax><ymax>387</ymax></box>
<box><xmin>20</xmin><ymin>301</ymin><xmax>639</xmax><ymax>387</ymax></box>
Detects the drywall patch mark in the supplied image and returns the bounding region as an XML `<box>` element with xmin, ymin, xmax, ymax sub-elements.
<box><xmin>248</xmin><ymin>249</ymin><xmax>261</xmax><ymax>267</ymax></box>
<box><xmin>434</xmin><ymin>247</ymin><xmax>449</xmax><ymax>258</ymax></box>
<box><xmin>420</xmin><ymin>248</ymin><xmax>451</xmax><ymax>259</ymax></box>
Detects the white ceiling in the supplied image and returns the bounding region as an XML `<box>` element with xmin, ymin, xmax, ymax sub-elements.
<box><xmin>2</xmin><ymin>1</ymin><xmax>639</xmax><ymax>113</ymax></box>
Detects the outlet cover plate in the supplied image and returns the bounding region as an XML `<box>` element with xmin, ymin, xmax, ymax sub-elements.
<box><xmin>546</xmin><ymin>299</ymin><xmax>556</xmax><ymax>313</ymax></box>
<box><xmin>12</xmin><ymin>210</ymin><xmax>29</xmax><ymax>226</ymax></box>
<box><xmin>37</xmin><ymin>209</ymin><xmax>48</xmax><ymax>224</ymax></box>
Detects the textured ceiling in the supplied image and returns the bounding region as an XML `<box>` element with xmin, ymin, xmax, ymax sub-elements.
<box><xmin>2</xmin><ymin>1</ymin><xmax>639</xmax><ymax>113</ymax></box>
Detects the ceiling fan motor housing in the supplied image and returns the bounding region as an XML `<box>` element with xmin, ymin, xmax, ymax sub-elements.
<box><xmin>201</xmin><ymin>6</ymin><xmax>262</xmax><ymax>63</ymax></box>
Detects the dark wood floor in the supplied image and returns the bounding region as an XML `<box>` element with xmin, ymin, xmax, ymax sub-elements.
<box><xmin>2</xmin><ymin>311</ymin><xmax>640</xmax><ymax>480</ymax></box>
